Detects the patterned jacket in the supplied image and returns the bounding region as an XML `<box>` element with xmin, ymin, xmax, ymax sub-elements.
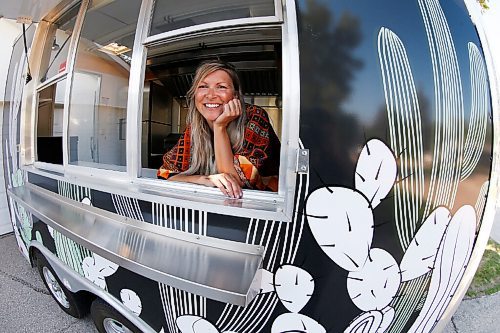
<box><xmin>157</xmin><ymin>104</ymin><xmax>280</xmax><ymax>191</ymax></box>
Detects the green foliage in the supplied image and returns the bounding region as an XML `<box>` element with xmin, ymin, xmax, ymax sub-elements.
<box><xmin>477</xmin><ymin>0</ymin><xmax>490</xmax><ymax>10</ymax></box>
<box><xmin>466</xmin><ymin>239</ymin><xmax>500</xmax><ymax>298</ymax></box>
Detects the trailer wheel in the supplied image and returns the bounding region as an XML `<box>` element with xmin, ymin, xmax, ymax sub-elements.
<box><xmin>36</xmin><ymin>254</ymin><xmax>89</xmax><ymax>318</ymax></box>
<box><xmin>91</xmin><ymin>298</ymin><xmax>141</xmax><ymax>333</ymax></box>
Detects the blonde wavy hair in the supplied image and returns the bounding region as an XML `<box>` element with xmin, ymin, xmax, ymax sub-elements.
<box><xmin>183</xmin><ymin>61</ymin><xmax>247</xmax><ymax>175</ymax></box>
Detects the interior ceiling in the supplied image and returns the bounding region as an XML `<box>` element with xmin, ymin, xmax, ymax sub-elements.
<box><xmin>0</xmin><ymin>0</ymin><xmax>61</xmax><ymax>21</ymax></box>
<box><xmin>147</xmin><ymin>42</ymin><xmax>282</xmax><ymax>97</ymax></box>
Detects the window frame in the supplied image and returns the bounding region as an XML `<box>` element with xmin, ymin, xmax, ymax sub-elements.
<box><xmin>127</xmin><ymin>0</ymin><xmax>300</xmax><ymax>220</ymax></box>
<box><xmin>27</xmin><ymin>0</ymin><xmax>87</xmax><ymax>172</ymax></box>
<box><xmin>145</xmin><ymin>0</ymin><xmax>283</xmax><ymax>44</ymax></box>
<box><xmin>26</xmin><ymin>0</ymin><xmax>301</xmax><ymax>222</ymax></box>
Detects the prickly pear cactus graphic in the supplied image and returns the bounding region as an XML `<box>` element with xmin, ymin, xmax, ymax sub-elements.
<box><xmin>305</xmin><ymin>0</ymin><xmax>490</xmax><ymax>332</ymax></box>
<box><xmin>175</xmin><ymin>264</ymin><xmax>325</xmax><ymax>333</ymax></box>
<box><xmin>9</xmin><ymin>169</ymin><xmax>31</xmax><ymax>256</ymax></box>
<box><xmin>82</xmin><ymin>253</ymin><xmax>119</xmax><ymax>290</ymax></box>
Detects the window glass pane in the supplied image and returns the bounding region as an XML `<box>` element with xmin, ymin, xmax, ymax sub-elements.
<box><xmin>150</xmin><ymin>0</ymin><xmax>276</xmax><ymax>36</ymax></box>
<box><xmin>36</xmin><ymin>79</ymin><xmax>66</xmax><ymax>164</ymax></box>
<box><xmin>41</xmin><ymin>5</ymin><xmax>79</xmax><ymax>82</ymax></box>
<box><xmin>68</xmin><ymin>0</ymin><xmax>142</xmax><ymax>170</ymax></box>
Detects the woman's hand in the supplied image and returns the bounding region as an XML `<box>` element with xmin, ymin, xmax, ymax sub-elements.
<box><xmin>213</xmin><ymin>98</ymin><xmax>242</xmax><ymax>129</ymax></box>
<box><xmin>203</xmin><ymin>173</ymin><xmax>243</xmax><ymax>198</ymax></box>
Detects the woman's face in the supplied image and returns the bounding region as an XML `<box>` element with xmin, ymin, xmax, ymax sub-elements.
<box><xmin>195</xmin><ymin>69</ymin><xmax>236</xmax><ymax>125</ymax></box>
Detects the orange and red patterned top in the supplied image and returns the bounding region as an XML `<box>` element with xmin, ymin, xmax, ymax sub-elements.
<box><xmin>157</xmin><ymin>104</ymin><xmax>280</xmax><ymax>191</ymax></box>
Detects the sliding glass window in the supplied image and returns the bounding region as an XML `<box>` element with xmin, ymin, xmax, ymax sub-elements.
<box><xmin>68</xmin><ymin>0</ymin><xmax>141</xmax><ymax>170</ymax></box>
<box><xmin>40</xmin><ymin>5</ymin><xmax>79</xmax><ymax>83</ymax></box>
<box><xmin>149</xmin><ymin>0</ymin><xmax>279</xmax><ymax>37</ymax></box>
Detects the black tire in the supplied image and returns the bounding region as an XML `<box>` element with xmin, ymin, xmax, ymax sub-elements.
<box><xmin>91</xmin><ymin>298</ymin><xmax>142</xmax><ymax>333</ymax></box>
<box><xmin>36</xmin><ymin>253</ymin><xmax>90</xmax><ymax>318</ymax></box>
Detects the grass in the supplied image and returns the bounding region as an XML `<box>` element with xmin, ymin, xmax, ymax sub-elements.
<box><xmin>466</xmin><ymin>239</ymin><xmax>500</xmax><ymax>298</ymax></box>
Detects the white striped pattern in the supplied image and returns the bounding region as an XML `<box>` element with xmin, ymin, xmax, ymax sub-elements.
<box><xmin>378</xmin><ymin>27</ymin><xmax>425</xmax><ymax>250</ymax></box>
<box><xmin>152</xmin><ymin>203</ymin><xmax>207</xmax><ymax>234</ymax></box>
<box><xmin>461</xmin><ymin>43</ymin><xmax>490</xmax><ymax>180</ymax></box>
<box><xmin>474</xmin><ymin>181</ymin><xmax>488</xmax><ymax>230</ymax></box>
<box><xmin>387</xmin><ymin>274</ymin><xmax>430</xmax><ymax>333</ymax></box>
<box><xmin>153</xmin><ymin>202</ymin><xmax>208</xmax><ymax>331</ymax></box>
<box><xmin>56</xmin><ymin>180</ymin><xmax>93</xmax><ymax>272</ymax></box>
<box><xmin>111</xmin><ymin>194</ymin><xmax>144</xmax><ymax>221</ymax></box>
<box><xmin>53</xmin><ymin>229</ymin><xmax>92</xmax><ymax>277</ymax></box>
<box><xmin>419</xmin><ymin>0</ymin><xmax>464</xmax><ymax>218</ymax></box>
<box><xmin>159</xmin><ymin>285</ymin><xmax>206</xmax><ymax>333</ymax></box>
<box><xmin>58</xmin><ymin>180</ymin><xmax>92</xmax><ymax>203</ymax></box>
<box><xmin>216</xmin><ymin>140</ymin><xmax>309</xmax><ymax>333</ymax></box>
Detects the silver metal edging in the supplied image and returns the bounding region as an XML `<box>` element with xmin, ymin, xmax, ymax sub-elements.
<box><xmin>279</xmin><ymin>0</ymin><xmax>301</xmax><ymax>219</ymax></box>
<box><xmin>25</xmin><ymin>165</ymin><xmax>290</xmax><ymax>221</ymax></box>
<box><xmin>127</xmin><ymin>0</ymin><xmax>155</xmax><ymax>179</ymax></box>
<box><xmin>432</xmin><ymin>1</ymin><xmax>500</xmax><ymax>331</ymax></box>
<box><xmin>30</xmin><ymin>242</ymin><xmax>157</xmax><ymax>333</ymax></box>
<box><xmin>9</xmin><ymin>185</ymin><xmax>262</xmax><ymax>306</ymax></box>
<box><xmin>62</xmin><ymin>0</ymin><xmax>89</xmax><ymax>169</ymax></box>
<box><xmin>19</xmin><ymin>22</ymin><xmax>40</xmax><ymax>166</ymax></box>
<box><xmin>144</xmin><ymin>23</ymin><xmax>283</xmax><ymax>49</ymax></box>
<box><xmin>144</xmin><ymin>16</ymin><xmax>283</xmax><ymax>47</ymax></box>
<box><xmin>35</xmin><ymin>71</ymin><xmax>67</xmax><ymax>92</ymax></box>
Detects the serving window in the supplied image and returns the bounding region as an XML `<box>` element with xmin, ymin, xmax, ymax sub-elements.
<box><xmin>29</xmin><ymin>0</ymin><xmax>299</xmax><ymax>220</ymax></box>
<box><xmin>140</xmin><ymin>28</ymin><xmax>283</xmax><ymax>182</ymax></box>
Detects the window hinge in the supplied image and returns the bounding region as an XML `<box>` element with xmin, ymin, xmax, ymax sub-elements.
<box><xmin>296</xmin><ymin>149</ymin><xmax>309</xmax><ymax>174</ymax></box>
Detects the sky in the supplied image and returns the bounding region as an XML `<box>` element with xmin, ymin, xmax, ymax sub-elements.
<box><xmin>296</xmin><ymin>0</ymin><xmax>497</xmax><ymax>125</ymax></box>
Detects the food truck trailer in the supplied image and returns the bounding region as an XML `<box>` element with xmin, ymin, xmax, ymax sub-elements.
<box><xmin>0</xmin><ymin>0</ymin><xmax>498</xmax><ymax>332</ymax></box>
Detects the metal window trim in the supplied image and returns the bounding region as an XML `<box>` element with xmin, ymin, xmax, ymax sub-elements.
<box><xmin>144</xmin><ymin>23</ymin><xmax>283</xmax><ymax>49</ymax></box>
<box><xmin>19</xmin><ymin>22</ymin><xmax>44</xmax><ymax>167</ymax></box>
<box><xmin>130</xmin><ymin>0</ymin><xmax>299</xmax><ymax>219</ymax></box>
<box><xmin>59</xmin><ymin>0</ymin><xmax>89</xmax><ymax>172</ymax></box>
<box><xmin>127</xmin><ymin>0</ymin><xmax>155</xmax><ymax>179</ymax></box>
<box><xmin>24</xmin><ymin>165</ymin><xmax>289</xmax><ymax>221</ymax></box>
<box><xmin>279</xmin><ymin>0</ymin><xmax>301</xmax><ymax>217</ymax></box>
<box><xmin>35</xmin><ymin>72</ymin><xmax>67</xmax><ymax>92</ymax></box>
<box><xmin>146</xmin><ymin>0</ymin><xmax>283</xmax><ymax>41</ymax></box>
<box><xmin>145</xmin><ymin>16</ymin><xmax>283</xmax><ymax>46</ymax></box>
<box><xmin>26</xmin><ymin>0</ymin><xmax>300</xmax><ymax>222</ymax></box>
<box><xmin>22</xmin><ymin>2</ymin><xmax>83</xmax><ymax>167</ymax></box>
<box><xmin>31</xmin><ymin>161</ymin><xmax>65</xmax><ymax>174</ymax></box>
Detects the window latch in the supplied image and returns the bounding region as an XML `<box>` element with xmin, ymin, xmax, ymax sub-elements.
<box><xmin>296</xmin><ymin>149</ymin><xmax>309</xmax><ymax>174</ymax></box>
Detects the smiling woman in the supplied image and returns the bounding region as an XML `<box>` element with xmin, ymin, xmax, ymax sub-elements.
<box><xmin>157</xmin><ymin>61</ymin><xmax>281</xmax><ymax>197</ymax></box>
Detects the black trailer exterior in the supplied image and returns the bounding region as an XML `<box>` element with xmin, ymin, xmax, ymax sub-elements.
<box><xmin>1</xmin><ymin>0</ymin><xmax>498</xmax><ymax>332</ymax></box>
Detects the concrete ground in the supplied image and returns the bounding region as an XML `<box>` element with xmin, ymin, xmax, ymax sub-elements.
<box><xmin>0</xmin><ymin>233</ymin><xmax>97</xmax><ymax>333</ymax></box>
<box><xmin>0</xmin><ymin>210</ymin><xmax>499</xmax><ymax>333</ymax></box>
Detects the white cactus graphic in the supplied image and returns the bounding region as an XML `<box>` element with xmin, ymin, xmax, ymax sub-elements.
<box><xmin>176</xmin><ymin>316</ymin><xmax>222</xmax><ymax>333</ymax></box>
<box><xmin>347</xmin><ymin>248</ymin><xmax>401</xmax><ymax>311</ymax></box>
<box><xmin>82</xmin><ymin>253</ymin><xmax>119</xmax><ymax>290</ymax></box>
<box><xmin>272</xmin><ymin>313</ymin><xmax>326</xmax><ymax>333</ymax></box>
<box><xmin>307</xmin><ymin>186</ymin><xmax>374</xmax><ymax>271</ymax></box>
<box><xmin>355</xmin><ymin>139</ymin><xmax>398</xmax><ymax>208</ymax></box>
<box><xmin>344</xmin><ymin>306</ymin><xmax>395</xmax><ymax>333</ymax></box>
<box><xmin>274</xmin><ymin>264</ymin><xmax>315</xmax><ymax>313</ymax></box>
<box><xmin>399</xmin><ymin>207</ymin><xmax>452</xmax><ymax>282</ymax></box>
<box><xmin>120</xmin><ymin>289</ymin><xmax>142</xmax><ymax>315</ymax></box>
